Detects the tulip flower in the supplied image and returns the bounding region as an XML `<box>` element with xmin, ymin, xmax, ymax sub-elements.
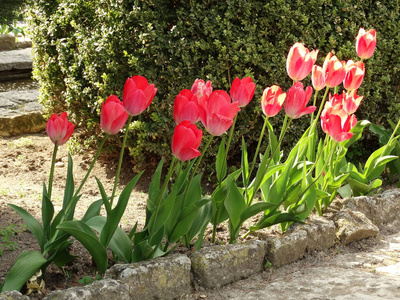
<box><xmin>321</xmin><ymin>107</ymin><xmax>357</xmax><ymax>142</ymax></box>
<box><xmin>286</xmin><ymin>43</ymin><xmax>318</xmax><ymax>82</ymax></box>
<box><xmin>191</xmin><ymin>78</ymin><xmax>213</xmax><ymax>99</ymax></box>
<box><xmin>173</xmin><ymin>89</ymin><xmax>201</xmax><ymax>124</ymax></box>
<box><xmin>123</xmin><ymin>75</ymin><xmax>157</xmax><ymax>116</ymax></box>
<box><xmin>199</xmin><ymin>90</ymin><xmax>240</xmax><ymax>136</ymax></box>
<box><xmin>46</xmin><ymin>112</ymin><xmax>75</xmax><ymax>146</ymax></box>
<box><xmin>356</xmin><ymin>28</ymin><xmax>377</xmax><ymax>59</ymax></box>
<box><xmin>311</xmin><ymin>65</ymin><xmax>325</xmax><ymax>91</ymax></box>
<box><xmin>171</xmin><ymin>120</ymin><xmax>203</xmax><ymax>161</ymax></box>
<box><xmin>343</xmin><ymin>60</ymin><xmax>365</xmax><ymax>91</ymax></box>
<box><xmin>261</xmin><ymin>85</ymin><xmax>286</xmax><ymax>117</ymax></box>
<box><xmin>100</xmin><ymin>95</ymin><xmax>129</xmax><ymax>135</ymax></box>
<box><xmin>322</xmin><ymin>53</ymin><xmax>346</xmax><ymax>88</ymax></box>
<box><xmin>284</xmin><ymin>82</ymin><xmax>316</xmax><ymax>119</ymax></box>
<box><xmin>230</xmin><ymin>77</ymin><xmax>256</xmax><ymax>107</ymax></box>
<box><xmin>343</xmin><ymin>90</ymin><xmax>363</xmax><ymax>115</ymax></box>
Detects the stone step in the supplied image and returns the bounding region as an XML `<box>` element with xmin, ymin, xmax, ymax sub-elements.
<box><xmin>0</xmin><ymin>48</ymin><xmax>33</xmax><ymax>81</ymax></box>
<box><xmin>0</xmin><ymin>88</ymin><xmax>45</xmax><ymax>137</ymax></box>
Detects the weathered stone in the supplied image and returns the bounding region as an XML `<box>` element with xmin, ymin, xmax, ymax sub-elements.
<box><xmin>0</xmin><ymin>48</ymin><xmax>32</xmax><ymax>72</ymax></box>
<box><xmin>0</xmin><ymin>112</ymin><xmax>45</xmax><ymax>137</ymax></box>
<box><xmin>190</xmin><ymin>241</ymin><xmax>267</xmax><ymax>289</ymax></box>
<box><xmin>105</xmin><ymin>254</ymin><xmax>191</xmax><ymax>300</ymax></box>
<box><xmin>43</xmin><ymin>279</ymin><xmax>129</xmax><ymax>300</ymax></box>
<box><xmin>0</xmin><ymin>89</ymin><xmax>45</xmax><ymax>137</ymax></box>
<box><xmin>289</xmin><ymin>217</ymin><xmax>336</xmax><ymax>252</ymax></box>
<box><xmin>333</xmin><ymin>209</ymin><xmax>379</xmax><ymax>245</ymax></box>
<box><xmin>345</xmin><ymin>189</ymin><xmax>400</xmax><ymax>228</ymax></box>
<box><xmin>266</xmin><ymin>229</ymin><xmax>308</xmax><ymax>268</ymax></box>
<box><xmin>0</xmin><ymin>291</ymin><xmax>29</xmax><ymax>300</ymax></box>
<box><xmin>0</xmin><ymin>34</ymin><xmax>15</xmax><ymax>51</ymax></box>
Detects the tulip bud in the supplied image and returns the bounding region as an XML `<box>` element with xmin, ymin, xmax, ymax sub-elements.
<box><xmin>123</xmin><ymin>75</ymin><xmax>157</xmax><ymax>116</ymax></box>
<box><xmin>100</xmin><ymin>95</ymin><xmax>129</xmax><ymax>135</ymax></box>
<box><xmin>356</xmin><ymin>28</ymin><xmax>377</xmax><ymax>59</ymax></box>
<box><xmin>230</xmin><ymin>77</ymin><xmax>256</xmax><ymax>107</ymax></box>
<box><xmin>46</xmin><ymin>112</ymin><xmax>75</xmax><ymax>146</ymax></box>
<box><xmin>171</xmin><ymin>121</ymin><xmax>203</xmax><ymax>161</ymax></box>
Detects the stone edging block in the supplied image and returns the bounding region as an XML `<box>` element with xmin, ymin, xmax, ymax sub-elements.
<box><xmin>345</xmin><ymin>189</ymin><xmax>400</xmax><ymax>228</ymax></box>
<box><xmin>190</xmin><ymin>240</ymin><xmax>267</xmax><ymax>289</ymax></box>
<box><xmin>333</xmin><ymin>209</ymin><xmax>379</xmax><ymax>245</ymax></box>
<box><xmin>105</xmin><ymin>254</ymin><xmax>191</xmax><ymax>300</ymax></box>
<box><xmin>42</xmin><ymin>279</ymin><xmax>129</xmax><ymax>300</ymax></box>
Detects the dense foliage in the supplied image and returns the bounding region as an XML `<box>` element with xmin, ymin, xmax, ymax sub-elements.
<box><xmin>27</xmin><ymin>0</ymin><xmax>400</xmax><ymax>166</ymax></box>
<box><xmin>0</xmin><ymin>0</ymin><xmax>27</xmax><ymax>25</ymax></box>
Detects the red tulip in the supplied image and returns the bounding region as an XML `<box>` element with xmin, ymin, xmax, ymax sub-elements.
<box><xmin>356</xmin><ymin>28</ymin><xmax>377</xmax><ymax>59</ymax></box>
<box><xmin>171</xmin><ymin>121</ymin><xmax>203</xmax><ymax>161</ymax></box>
<box><xmin>321</xmin><ymin>106</ymin><xmax>357</xmax><ymax>142</ymax></box>
<box><xmin>286</xmin><ymin>43</ymin><xmax>318</xmax><ymax>82</ymax></box>
<box><xmin>46</xmin><ymin>112</ymin><xmax>75</xmax><ymax>146</ymax></box>
<box><xmin>284</xmin><ymin>82</ymin><xmax>316</xmax><ymax>119</ymax></box>
<box><xmin>343</xmin><ymin>60</ymin><xmax>365</xmax><ymax>91</ymax></box>
<box><xmin>322</xmin><ymin>53</ymin><xmax>346</xmax><ymax>88</ymax></box>
<box><xmin>343</xmin><ymin>90</ymin><xmax>363</xmax><ymax>115</ymax></box>
<box><xmin>100</xmin><ymin>95</ymin><xmax>129</xmax><ymax>135</ymax></box>
<box><xmin>173</xmin><ymin>89</ymin><xmax>201</xmax><ymax>124</ymax></box>
<box><xmin>311</xmin><ymin>65</ymin><xmax>325</xmax><ymax>91</ymax></box>
<box><xmin>123</xmin><ymin>75</ymin><xmax>157</xmax><ymax>116</ymax></box>
<box><xmin>199</xmin><ymin>90</ymin><xmax>240</xmax><ymax>136</ymax></box>
<box><xmin>191</xmin><ymin>79</ymin><xmax>213</xmax><ymax>99</ymax></box>
<box><xmin>261</xmin><ymin>85</ymin><xmax>286</xmax><ymax>117</ymax></box>
<box><xmin>230</xmin><ymin>77</ymin><xmax>256</xmax><ymax>107</ymax></box>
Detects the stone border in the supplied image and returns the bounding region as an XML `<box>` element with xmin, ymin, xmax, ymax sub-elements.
<box><xmin>1</xmin><ymin>189</ymin><xmax>399</xmax><ymax>300</ymax></box>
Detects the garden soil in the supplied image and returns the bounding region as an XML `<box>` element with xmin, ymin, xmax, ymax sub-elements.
<box><xmin>1</xmin><ymin>132</ymin><xmax>400</xmax><ymax>299</ymax></box>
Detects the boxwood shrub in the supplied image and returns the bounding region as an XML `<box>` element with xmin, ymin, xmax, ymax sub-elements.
<box><xmin>27</xmin><ymin>0</ymin><xmax>400</xmax><ymax>167</ymax></box>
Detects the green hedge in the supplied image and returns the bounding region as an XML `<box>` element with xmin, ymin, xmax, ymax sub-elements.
<box><xmin>27</xmin><ymin>0</ymin><xmax>400</xmax><ymax>167</ymax></box>
<box><xmin>0</xmin><ymin>0</ymin><xmax>27</xmax><ymax>25</ymax></box>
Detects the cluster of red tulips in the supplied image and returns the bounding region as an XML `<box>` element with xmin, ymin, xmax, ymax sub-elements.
<box><xmin>45</xmin><ymin>28</ymin><xmax>376</xmax><ymax>171</ymax></box>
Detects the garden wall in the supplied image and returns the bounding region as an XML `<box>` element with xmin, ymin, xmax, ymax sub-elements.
<box><xmin>27</xmin><ymin>0</ymin><xmax>400</xmax><ymax>166</ymax></box>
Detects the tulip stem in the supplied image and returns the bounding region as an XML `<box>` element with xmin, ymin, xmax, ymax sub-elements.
<box><xmin>249</xmin><ymin>116</ymin><xmax>268</xmax><ymax>180</ymax></box>
<box><xmin>190</xmin><ymin>135</ymin><xmax>214</xmax><ymax>183</ymax></box>
<box><xmin>110</xmin><ymin>115</ymin><xmax>133</xmax><ymax>207</ymax></box>
<box><xmin>226</xmin><ymin>114</ymin><xmax>238</xmax><ymax>155</ymax></box>
<box><xmin>47</xmin><ymin>143</ymin><xmax>58</xmax><ymax>200</ymax></box>
<box><xmin>313</xmin><ymin>87</ymin><xmax>330</xmax><ymax>125</ymax></box>
<box><xmin>151</xmin><ymin>156</ymin><xmax>178</xmax><ymax>233</ymax></box>
<box><xmin>74</xmin><ymin>134</ymin><xmax>108</xmax><ymax>198</ymax></box>
<box><xmin>295</xmin><ymin>140</ymin><xmax>337</xmax><ymax>208</ymax></box>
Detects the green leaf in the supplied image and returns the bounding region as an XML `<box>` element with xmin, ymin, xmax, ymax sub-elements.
<box><xmin>341</xmin><ymin>120</ymin><xmax>370</xmax><ymax>149</ymax></box>
<box><xmin>86</xmin><ymin>216</ymin><xmax>132</xmax><ymax>263</ymax></box>
<box><xmin>241</xmin><ymin>137</ymin><xmax>249</xmax><ymax>186</ymax></box>
<box><xmin>216</xmin><ymin>138</ymin><xmax>227</xmax><ymax>182</ymax></box>
<box><xmin>240</xmin><ymin>202</ymin><xmax>278</xmax><ymax>223</ymax></box>
<box><xmin>100</xmin><ymin>171</ymin><xmax>143</xmax><ymax>247</ymax></box>
<box><xmin>266</xmin><ymin>119</ymin><xmax>280</xmax><ymax>163</ymax></box>
<box><xmin>8</xmin><ymin>204</ymin><xmax>45</xmax><ymax>251</ymax></box>
<box><xmin>369</xmin><ymin>123</ymin><xmax>391</xmax><ymax>145</ymax></box>
<box><xmin>63</xmin><ymin>154</ymin><xmax>75</xmax><ymax>211</ymax></box>
<box><xmin>337</xmin><ymin>184</ymin><xmax>352</xmax><ymax>198</ymax></box>
<box><xmin>57</xmin><ymin>221</ymin><xmax>108</xmax><ymax>273</ymax></box>
<box><xmin>224</xmin><ymin>177</ymin><xmax>246</xmax><ymax>231</ymax></box>
<box><xmin>81</xmin><ymin>200</ymin><xmax>103</xmax><ymax>222</ymax></box>
<box><xmin>185</xmin><ymin>200</ymin><xmax>212</xmax><ymax>245</ymax></box>
<box><xmin>347</xmin><ymin>178</ymin><xmax>382</xmax><ymax>196</ymax></box>
<box><xmin>0</xmin><ymin>251</ymin><xmax>47</xmax><ymax>292</ymax></box>
<box><xmin>95</xmin><ymin>177</ymin><xmax>111</xmax><ymax>215</ymax></box>
<box><xmin>41</xmin><ymin>183</ymin><xmax>54</xmax><ymax>240</ymax></box>
<box><xmin>248</xmin><ymin>212</ymin><xmax>302</xmax><ymax>232</ymax></box>
<box><xmin>148</xmin><ymin>159</ymin><xmax>164</xmax><ymax>212</ymax></box>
